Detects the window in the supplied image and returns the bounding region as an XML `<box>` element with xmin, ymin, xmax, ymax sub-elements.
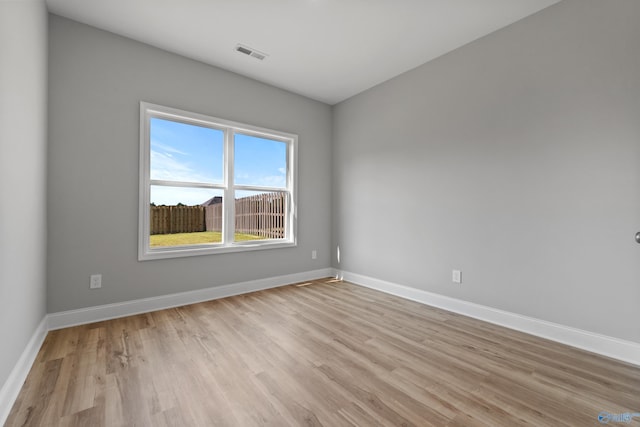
<box><xmin>139</xmin><ymin>102</ymin><xmax>297</xmax><ymax>260</ymax></box>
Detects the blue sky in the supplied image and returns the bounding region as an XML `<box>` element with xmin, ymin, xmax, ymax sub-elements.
<box><xmin>150</xmin><ymin>117</ymin><xmax>286</xmax><ymax>205</ymax></box>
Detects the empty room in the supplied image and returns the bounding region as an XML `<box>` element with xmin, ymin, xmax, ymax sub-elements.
<box><xmin>1</xmin><ymin>0</ymin><xmax>639</xmax><ymax>425</ymax></box>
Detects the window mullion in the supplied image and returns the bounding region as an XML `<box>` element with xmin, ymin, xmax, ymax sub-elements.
<box><xmin>223</xmin><ymin>129</ymin><xmax>235</xmax><ymax>245</ymax></box>
<box><xmin>149</xmin><ymin>180</ymin><xmax>224</xmax><ymax>189</ymax></box>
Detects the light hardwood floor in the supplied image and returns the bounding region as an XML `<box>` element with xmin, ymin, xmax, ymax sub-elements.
<box><xmin>6</xmin><ymin>278</ymin><xmax>640</xmax><ymax>426</ymax></box>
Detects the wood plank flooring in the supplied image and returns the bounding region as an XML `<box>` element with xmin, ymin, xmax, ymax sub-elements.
<box><xmin>6</xmin><ymin>278</ymin><xmax>640</xmax><ymax>426</ymax></box>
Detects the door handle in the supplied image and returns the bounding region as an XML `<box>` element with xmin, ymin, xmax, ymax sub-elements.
<box><xmin>636</xmin><ymin>232</ymin><xmax>640</xmax><ymax>244</ymax></box>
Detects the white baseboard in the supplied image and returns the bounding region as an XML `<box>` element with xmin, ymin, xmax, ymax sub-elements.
<box><xmin>340</xmin><ymin>270</ymin><xmax>640</xmax><ymax>367</ymax></box>
<box><xmin>48</xmin><ymin>268</ymin><xmax>335</xmax><ymax>330</ymax></box>
<box><xmin>0</xmin><ymin>316</ymin><xmax>48</xmax><ymax>426</ymax></box>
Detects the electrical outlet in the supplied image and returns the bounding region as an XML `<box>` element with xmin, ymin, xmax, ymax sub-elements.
<box><xmin>311</xmin><ymin>250</ymin><xmax>317</xmax><ymax>260</ymax></box>
<box><xmin>90</xmin><ymin>274</ymin><xmax>102</xmax><ymax>289</ymax></box>
<box><xmin>452</xmin><ymin>270</ymin><xmax>462</xmax><ymax>284</ymax></box>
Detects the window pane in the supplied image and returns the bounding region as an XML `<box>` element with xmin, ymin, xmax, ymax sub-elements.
<box><xmin>150</xmin><ymin>117</ymin><xmax>223</xmax><ymax>183</ymax></box>
<box><xmin>150</xmin><ymin>186</ymin><xmax>223</xmax><ymax>247</ymax></box>
<box><xmin>234</xmin><ymin>190</ymin><xmax>287</xmax><ymax>241</ymax></box>
<box><xmin>234</xmin><ymin>133</ymin><xmax>286</xmax><ymax>188</ymax></box>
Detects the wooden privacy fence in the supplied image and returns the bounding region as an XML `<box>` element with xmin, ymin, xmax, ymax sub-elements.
<box><xmin>150</xmin><ymin>205</ymin><xmax>205</xmax><ymax>235</ymax></box>
<box><xmin>151</xmin><ymin>192</ymin><xmax>286</xmax><ymax>239</ymax></box>
<box><xmin>205</xmin><ymin>203</ymin><xmax>222</xmax><ymax>233</ymax></box>
<box><xmin>236</xmin><ymin>192</ymin><xmax>286</xmax><ymax>239</ymax></box>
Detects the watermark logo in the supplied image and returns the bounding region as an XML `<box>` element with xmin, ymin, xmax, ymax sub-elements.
<box><xmin>598</xmin><ymin>411</ymin><xmax>640</xmax><ymax>424</ymax></box>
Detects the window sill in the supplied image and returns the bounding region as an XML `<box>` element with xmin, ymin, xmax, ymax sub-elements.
<box><xmin>138</xmin><ymin>240</ymin><xmax>296</xmax><ymax>261</ymax></box>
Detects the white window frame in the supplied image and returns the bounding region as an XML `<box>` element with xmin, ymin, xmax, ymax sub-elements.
<box><xmin>139</xmin><ymin>102</ymin><xmax>297</xmax><ymax>261</ymax></box>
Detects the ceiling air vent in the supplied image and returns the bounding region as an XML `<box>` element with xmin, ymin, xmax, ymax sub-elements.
<box><xmin>235</xmin><ymin>44</ymin><xmax>268</xmax><ymax>61</ymax></box>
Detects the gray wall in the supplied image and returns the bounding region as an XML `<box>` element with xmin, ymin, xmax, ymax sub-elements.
<box><xmin>48</xmin><ymin>15</ymin><xmax>332</xmax><ymax>313</ymax></box>
<box><xmin>332</xmin><ymin>0</ymin><xmax>640</xmax><ymax>343</ymax></box>
<box><xmin>0</xmin><ymin>1</ymin><xmax>48</xmax><ymax>388</ymax></box>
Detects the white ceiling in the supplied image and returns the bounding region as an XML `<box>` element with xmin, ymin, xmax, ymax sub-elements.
<box><xmin>46</xmin><ymin>0</ymin><xmax>561</xmax><ymax>105</ymax></box>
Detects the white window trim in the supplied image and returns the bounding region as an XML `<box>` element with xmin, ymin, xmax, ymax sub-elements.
<box><xmin>138</xmin><ymin>102</ymin><xmax>298</xmax><ymax>261</ymax></box>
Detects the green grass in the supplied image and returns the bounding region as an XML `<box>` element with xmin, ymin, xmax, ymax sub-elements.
<box><xmin>150</xmin><ymin>231</ymin><xmax>265</xmax><ymax>247</ymax></box>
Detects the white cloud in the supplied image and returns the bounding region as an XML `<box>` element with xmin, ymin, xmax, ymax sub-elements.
<box><xmin>257</xmin><ymin>174</ymin><xmax>286</xmax><ymax>188</ymax></box>
<box><xmin>150</xmin><ymin>149</ymin><xmax>204</xmax><ymax>182</ymax></box>
<box><xmin>152</xmin><ymin>141</ymin><xmax>189</xmax><ymax>156</ymax></box>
